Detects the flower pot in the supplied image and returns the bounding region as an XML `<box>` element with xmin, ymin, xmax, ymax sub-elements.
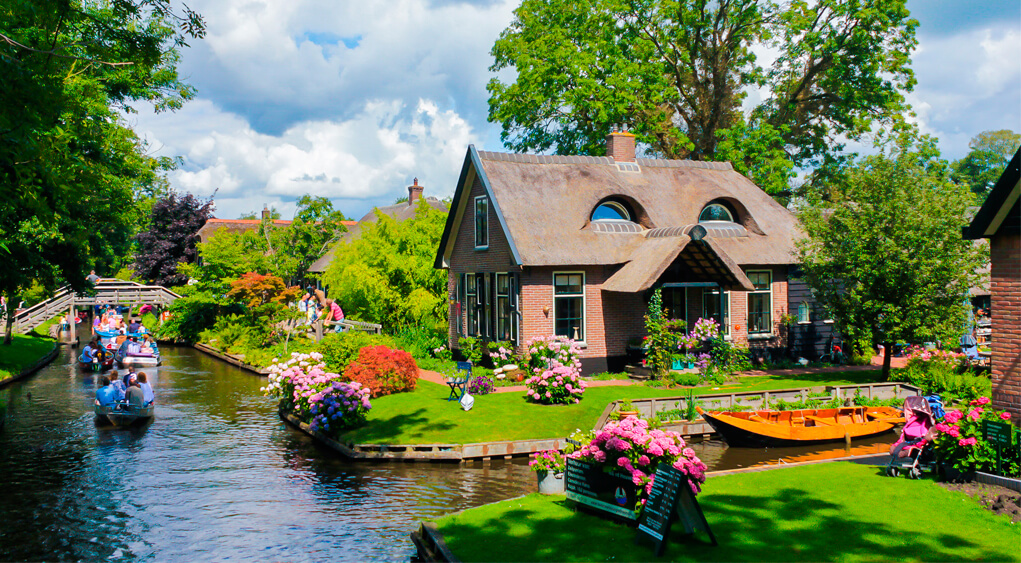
<box><xmin>617</xmin><ymin>410</ymin><xmax>640</xmax><ymax>418</ymax></box>
<box><xmin>938</xmin><ymin>462</ymin><xmax>976</xmax><ymax>483</ymax></box>
<box><xmin>537</xmin><ymin>470</ymin><xmax>565</xmax><ymax>494</ymax></box>
<box><xmin>671</xmin><ymin>359</ymin><xmax>683</xmax><ymax>370</ymax></box>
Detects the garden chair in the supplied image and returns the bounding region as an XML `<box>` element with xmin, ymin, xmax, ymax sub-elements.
<box><xmin>447</xmin><ymin>362</ymin><xmax>471</xmax><ymax>402</ymax></box>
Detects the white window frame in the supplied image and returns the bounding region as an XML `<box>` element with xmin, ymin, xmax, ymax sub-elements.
<box><xmin>746</xmin><ymin>270</ymin><xmax>772</xmax><ymax>337</ymax></box>
<box><xmin>465</xmin><ymin>274</ymin><xmax>478</xmax><ymax>337</ymax></box>
<box><xmin>474</xmin><ymin>195</ymin><xmax>489</xmax><ymax>250</ymax></box>
<box><xmin>553</xmin><ymin>271</ymin><xmax>586</xmax><ymax>344</ymax></box>
<box><xmin>797</xmin><ymin>301</ymin><xmax>811</xmax><ymax>324</ymax></box>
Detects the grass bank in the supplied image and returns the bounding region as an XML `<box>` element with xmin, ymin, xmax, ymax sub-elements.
<box><xmin>341</xmin><ymin>370</ymin><xmax>888</xmax><ymax>445</ymax></box>
<box><xmin>0</xmin><ymin>334</ymin><xmax>57</xmax><ymax>384</ymax></box>
<box><xmin>434</xmin><ymin>462</ymin><xmax>1020</xmax><ymax>562</ymax></box>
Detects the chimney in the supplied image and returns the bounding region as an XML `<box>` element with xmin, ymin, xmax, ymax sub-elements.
<box><xmin>261</xmin><ymin>204</ymin><xmax>270</xmax><ymax>221</ymax></box>
<box><xmin>408</xmin><ymin>178</ymin><xmax>424</xmax><ymax>206</ymax></box>
<box><xmin>606</xmin><ymin>124</ymin><xmax>636</xmax><ymax>162</ymax></box>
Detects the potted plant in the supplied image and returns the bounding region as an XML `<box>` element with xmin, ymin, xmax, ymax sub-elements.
<box><xmin>530</xmin><ymin>449</ymin><xmax>567</xmax><ymax>494</ymax></box>
<box><xmin>617</xmin><ymin>398</ymin><xmax>640</xmax><ymax>418</ymax></box>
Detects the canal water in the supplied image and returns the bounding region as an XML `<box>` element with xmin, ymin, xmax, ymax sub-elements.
<box><xmin>0</xmin><ymin>343</ymin><xmax>897</xmax><ymax>561</ymax></box>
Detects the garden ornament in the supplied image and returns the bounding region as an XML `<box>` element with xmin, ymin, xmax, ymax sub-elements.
<box><xmin>460</xmin><ymin>392</ymin><xmax>474</xmax><ymax>411</ymax></box>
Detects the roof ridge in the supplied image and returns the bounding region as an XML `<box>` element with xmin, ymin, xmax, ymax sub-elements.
<box><xmin>474</xmin><ymin>150</ymin><xmax>732</xmax><ymax>170</ymax></box>
<box><xmin>636</xmin><ymin>158</ymin><xmax>733</xmax><ymax>171</ymax></box>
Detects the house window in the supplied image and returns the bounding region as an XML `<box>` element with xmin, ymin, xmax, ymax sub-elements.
<box><xmin>702</xmin><ymin>288</ymin><xmax>730</xmax><ymax>335</ymax></box>
<box><xmin>797</xmin><ymin>301</ymin><xmax>810</xmax><ymax>323</ymax></box>
<box><xmin>496</xmin><ymin>274</ymin><xmax>510</xmax><ymax>341</ymax></box>
<box><xmin>747</xmin><ymin>271</ymin><xmax>772</xmax><ymax>334</ymax></box>
<box><xmin>699</xmin><ymin>203</ymin><xmax>734</xmax><ymax>223</ymax></box>
<box><xmin>662</xmin><ymin>287</ymin><xmax>687</xmax><ymax>324</ymax></box>
<box><xmin>474</xmin><ymin>196</ymin><xmax>488</xmax><ymax>249</ymax></box>
<box><xmin>591</xmin><ymin>200</ymin><xmax>631</xmax><ymax>222</ymax></box>
<box><xmin>465</xmin><ymin>274</ymin><xmax>478</xmax><ymax>336</ymax></box>
<box><xmin>554</xmin><ymin>272</ymin><xmax>584</xmax><ymax>342</ymax></box>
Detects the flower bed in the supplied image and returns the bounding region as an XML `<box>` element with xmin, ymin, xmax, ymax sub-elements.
<box><xmin>932</xmin><ymin>396</ymin><xmax>1018</xmax><ymax>479</ymax></box>
<box><xmin>524</xmin><ymin>336</ymin><xmax>586</xmax><ymax>405</ymax></box>
<box><xmin>569</xmin><ymin>416</ymin><xmax>707</xmax><ymax>505</ymax></box>
<box><xmin>262</xmin><ymin>352</ymin><xmax>372</xmax><ymax>437</ymax></box>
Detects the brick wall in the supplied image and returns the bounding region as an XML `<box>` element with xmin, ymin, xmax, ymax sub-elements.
<box><xmin>445</xmin><ymin>174</ymin><xmax>519</xmax><ymax>346</ymax></box>
<box><xmin>990</xmin><ymin>232</ymin><xmax>1020</xmax><ymax>420</ymax></box>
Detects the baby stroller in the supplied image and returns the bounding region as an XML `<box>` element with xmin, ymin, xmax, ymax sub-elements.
<box><xmin>885</xmin><ymin>395</ymin><xmax>941</xmax><ymax>479</ymax></box>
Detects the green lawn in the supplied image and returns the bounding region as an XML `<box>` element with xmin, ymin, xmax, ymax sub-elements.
<box><xmin>340</xmin><ymin>369</ymin><xmax>888</xmax><ymax>445</ymax></box>
<box><xmin>434</xmin><ymin>462</ymin><xmax>1020</xmax><ymax>562</ymax></box>
<box><xmin>0</xmin><ymin>333</ymin><xmax>56</xmax><ymax>384</ymax></box>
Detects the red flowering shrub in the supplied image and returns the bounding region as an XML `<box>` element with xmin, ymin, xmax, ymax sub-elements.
<box><xmin>345</xmin><ymin>345</ymin><xmax>418</xmax><ymax>397</ymax></box>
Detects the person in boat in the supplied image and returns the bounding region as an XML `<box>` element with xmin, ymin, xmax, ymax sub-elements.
<box><xmin>889</xmin><ymin>396</ymin><xmax>936</xmax><ymax>458</ymax></box>
<box><xmin>82</xmin><ymin>338</ymin><xmax>99</xmax><ymax>363</ymax></box>
<box><xmin>137</xmin><ymin>372</ymin><xmax>154</xmax><ymax>406</ymax></box>
<box><xmin>95</xmin><ymin>376</ymin><xmax>119</xmax><ymax>407</ymax></box>
<box><xmin>125</xmin><ymin>375</ymin><xmax>145</xmax><ymax>408</ymax></box>
<box><xmin>108</xmin><ymin>370</ymin><xmax>127</xmax><ymax>402</ymax></box>
<box><xmin>139</xmin><ymin>335</ymin><xmax>155</xmax><ymax>356</ymax></box>
<box><xmin>128</xmin><ymin>318</ymin><xmax>142</xmax><ymax>333</ymax></box>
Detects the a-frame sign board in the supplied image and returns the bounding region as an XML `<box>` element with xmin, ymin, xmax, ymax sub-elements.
<box><xmin>636</xmin><ymin>465</ymin><xmax>717</xmax><ymax>556</ymax></box>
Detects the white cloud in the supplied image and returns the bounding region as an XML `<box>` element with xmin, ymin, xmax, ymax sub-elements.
<box><xmin>134</xmin><ymin>98</ymin><xmax>475</xmax><ymax>220</ymax></box>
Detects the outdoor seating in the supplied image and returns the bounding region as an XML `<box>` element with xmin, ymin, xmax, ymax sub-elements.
<box><xmin>447</xmin><ymin>362</ymin><xmax>471</xmax><ymax>402</ymax></box>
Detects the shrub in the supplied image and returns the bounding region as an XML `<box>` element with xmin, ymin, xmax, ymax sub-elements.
<box><xmin>393</xmin><ymin>325</ymin><xmax>444</xmax><ymax>360</ymax></box>
<box><xmin>525</xmin><ymin>363</ymin><xmax>586</xmax><ymax>405</ymax></box>
<box><xmin>307</xmin><ymin>380</ymin><xmax>372</xmax><ymax>437</ymax></box>
<box><xmin>671</xmin><ymin>372</ymin><xmax>700</xmax><ymax>386</ymax></box>
<box><xmin>467</xmin><ymin>375</ymin><xmax>495</xmax><ymax>395</ymax></box>
<box><xmin>569</xmin><ymin>416</ymin><xmax>708</xmax><ymax>504</ymax></box>
<box><xmin>525</xmin><ymin>335</ymin><xmax>582</xmax><ymax>374</ymax></box>
<box><xmin>457</xmin><ymin>336</ymin><xmax>484</xmax><ymax>365</ymax></box>
<box><xmin>932</xmin><ymin>397</ymin><xmax>1019</xmax><ymax>477</ymax></box>
<box><xmin>345</xmin><ymin>345</ymin><xmax>419</xmax><ymax>397</ymax></box>
<box><xmin>262</xmin><ymin>352</ymin><xmax>341</xmax><ymax>417</ymax></box>
<box><xmin>487</xmin><ymin>340</ymin><xmax>517</xmax><ymax>369</ymax></box>
<box><xmin>315</xmin><ymin>331</ymin><xmax>395</xmax><ymax>374</ymax></box>
<box><xmin>157</xmin><ymin>290</ymin><xmax>242</xmax><ymax>343</ymax></box>
<box><xmin>896</xmin><ymin>347</ymin><xmax>989</xmax><ymax>403</ymax></box>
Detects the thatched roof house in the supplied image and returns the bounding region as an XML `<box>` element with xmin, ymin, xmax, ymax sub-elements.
<box><xmin>436</xmin><ymin>133</ymin><xmax>822</xmax><ymax>373</ymax></box>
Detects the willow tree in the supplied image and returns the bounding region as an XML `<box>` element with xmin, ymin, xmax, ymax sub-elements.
<box><xmin>488</xmin><ymin>0</ymin><xmax>918</xmax><ymax>197</ymax></box>
<box><xmin>796</xmin><ymin>137</ymin><xmax>984</xmax><ymax>380</ymax></box>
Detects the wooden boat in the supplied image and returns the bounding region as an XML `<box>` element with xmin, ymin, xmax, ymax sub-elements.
<box><xmin>696</xmin><ymin>406</ymin><xmax>904</xmax><ymax>447</ymax></box>
<box><xmin>114</xmin><ymin>340</ymin><xmax>161</xmax><ymax>368</ymax></box>
<box><xmin>78</xmin><ymin>355</ymin><xmax>114</xmax><ymax>372</ymax></box>
<box><xmin>95</xmin><ymin>403</ymin><xmax>154</xmax><ymax>426</ymax></box>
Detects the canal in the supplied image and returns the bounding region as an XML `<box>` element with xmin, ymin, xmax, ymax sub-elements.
<box><xmin>0</xmin><ymin>343</ymin><xmax>897</xmax><ymax>561</ymax></box>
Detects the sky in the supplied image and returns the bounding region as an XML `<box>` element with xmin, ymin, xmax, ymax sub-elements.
<box><xmin>130</xmin><ymin>0</ymin><xmax>1021</xmax><ymax>221</ymax></box>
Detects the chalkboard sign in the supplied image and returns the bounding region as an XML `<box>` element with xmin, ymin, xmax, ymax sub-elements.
<box><xmin>565</xmin><ymin>457</ymin><xmax>640</xmax><ymax>522</ymax></box>
<box><xmin>636</xmin><ymin>465</ymin><xmax>717</xmax><ymax>556</ymax></box>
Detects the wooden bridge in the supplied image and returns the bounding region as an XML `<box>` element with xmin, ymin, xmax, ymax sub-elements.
<box><xmin>9</xmin><ymin>279</ymin><xmax>181</xmax><ymax>335</ymax></box>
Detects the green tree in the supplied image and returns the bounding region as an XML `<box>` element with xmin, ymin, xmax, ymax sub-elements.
<box><xmin>180</xmin><ymin>227</ymin><xmax>272</xmax><ymax>295</ymax></box>
<box><xmin>265</xmin><ymin>196</ymin><xmax>349</xmax><ymax>285</ymax></box>
<box><xmin>488</xmin><ymin>0</ymin><xmax>917</xmax><ymax>197</ymax></box>
<box><xmin>322</xmin><ymin>200</ymin><xmax>447</xmax><ymax>334</ymax></box>
<box><xmin>796</xmin><ymin>137</ymin><xmax>984</xmax><ymax>380</ymax></box>
<box><xmin>951</xmin><ymin>130</ymin><xmax>1021</xmax><ymax>201</ymax></box>
<box><xmin>0</xmin><ymin>0</ymin><xmax>203</xmax><ymax>344</ymax></box>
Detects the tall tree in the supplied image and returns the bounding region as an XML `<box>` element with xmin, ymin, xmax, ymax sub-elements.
<box><xmin>796</xmin><ymin>136</ymin><xmax>983</xmax><ymax>380</ymax></box>
<box><xmin>322</xmin><ymin>200</ymin><xmax>447</xmax><ymax>334</ymax></box>
<box><xmin>488</xmin><ymin>0</ymin><xmax>917</xmax><ymax>196</ymax></box>
<box><xmin>951</xmin><ymin>130</ymin><xmax>1021</xmax><ymax>201</ymax></box>
<box><xmin>0</xmin><ymin>0</ymin><xmax>203</xmax><ymax>344</ymax></box>
<box><xmin>134</xmin><ymin>192</ymin><xmax>215</xmax><ymax>287</ymax></box>
<box><xmin>265</xmin><ymin>196</ymin><xmax>348</xmax><ymax>285</ymax></box>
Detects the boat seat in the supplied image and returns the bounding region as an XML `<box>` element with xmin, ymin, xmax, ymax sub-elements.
<box><xmin>805</xmin><ymin>415</ymin><xmax>838</xmax><ymax>426</ymax></box>
<box><xmin>749</xmin><ymin>415</ymin><xmax>769</xmax><ymax>423</ymax></box>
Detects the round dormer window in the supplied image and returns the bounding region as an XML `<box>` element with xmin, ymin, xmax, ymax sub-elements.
<box><xmin>699</xmin><ymin>203</ymin><xmax>734</xmax><ymax>223</ymax></box>
<box><xmin>591</xmin><ymin>200</ymin><xmax>632</xmax><ymax>222</ymax></box>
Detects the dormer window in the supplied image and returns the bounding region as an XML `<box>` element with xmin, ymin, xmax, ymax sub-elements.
<box><xmin>591</xmin><ymin>200</ymin><xmax>632</xmax><ymax>222</ymax></box>
<box><xmin>699</xmin><ymin>202</ymin><xmax>735</xmax><ymax>223</ymax></box>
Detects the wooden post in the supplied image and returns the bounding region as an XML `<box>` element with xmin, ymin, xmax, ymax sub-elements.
<box><xmin>315</xmin><ymin>319</ymin><xmax>323</xmax><ymax>342</ymax></box>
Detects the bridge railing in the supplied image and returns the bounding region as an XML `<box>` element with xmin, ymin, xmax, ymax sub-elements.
<box><xmin>9</xmin><ymin>279</ymin><xmax>182</xmax><ymax>334</ymax></box>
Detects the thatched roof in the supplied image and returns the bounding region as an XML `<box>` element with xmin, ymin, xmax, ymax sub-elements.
<box><xmin>436</xmin><ymin>146</ymin><xmax>802</xmax><ymax>272</ymax></box>
<box><xmin>307</xmin><ymin>197</ymin><xmax>448</xmax><ymax>273</ymax></box>
<box><xmin>601</xmin><ymin>235</ymin><xmax>754</xmax><ymax>293</ymax></box>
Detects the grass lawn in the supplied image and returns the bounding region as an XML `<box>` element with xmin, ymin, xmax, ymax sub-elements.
<box><xmin>339</xmin><ymin>369</ymin><xmax>889</xmax><ymax>445</ymax></box>
<box><xmin>434</xmin><ymin>462</ymin><xmax>1020</xmax><ymax>562</ymax></box>
<box><xmin>0</xmin><ymin>333</ymin><xmax>56</xmax><ymax>384</ymax></box>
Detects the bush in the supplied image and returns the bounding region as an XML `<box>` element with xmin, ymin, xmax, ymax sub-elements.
<box><xmin>932</xmin><ymin>398</ymin><xmax>1019</xmax><ymax>477</ymax></box>
<box><xmin>895</xmin><ymin>347</ymin><xmax>990</xmax><ymax>403</ymax></box>
<box><xmin>307</xmin><ymin>380</ymin><xmax>372</xmax><ymax>437</ymax></box>
<box><xmin>525</xmin><ymin>335</ymin><xmax>582</xmax><ymax>374</ymax></box>
<box><xmin>467</xmin><ymin>375</ymin><xmax>495</xmax><ymax>395</ymax></box>
<box><xmin>671</xmin><ymin>372</ymin><xmax>700</xmax><ymax>386</ymax></box>
<box><xmin>156</xmin><ymin>290</ymin><xmax>241</xmax><ymax>343</ymax></box>
<box><xmin>315</xmin><ymin>331</ymin><xmax>395</xmax><ymax>374</ymax></box>
<box><xmin>393</xmin><ymin>325</ymin><xmax>444</xmax><ymax>360</ymax></box>
<box><xmin>345</xmin><ymin>345</ymin><xmax>419</xmax><ymax>397</ymax></box>
<box><xmin>525</xmin><ymin>363</ymin><xmax>586</xmax><ymax>405</ymax></box>
<box><xmin>458</xmin><ymin>336</ymin><xmax>484</xmax><ymax>365</ymax></box>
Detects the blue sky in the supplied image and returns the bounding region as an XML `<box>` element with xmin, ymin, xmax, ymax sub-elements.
<box><xmin>131</xmin><ymin>0</ymin><xmax>1021</xmax><ymax>221</ymax></box>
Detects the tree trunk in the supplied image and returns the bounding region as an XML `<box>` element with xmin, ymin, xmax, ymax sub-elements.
<box><xmin>882</xmin><ymin>341</ymin><xmax>892</xmax><ymax>381</ymax></box>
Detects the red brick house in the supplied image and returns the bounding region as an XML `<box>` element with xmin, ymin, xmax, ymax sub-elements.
<box><xmin>964</xmin><ymin>147</ymin><xmax>1020</xmax><ymax>420</ymax></box>
<box><xmin>435</xmin><ymin>132</ymin><xmax>826</xmax><ymax>373</ymax></box>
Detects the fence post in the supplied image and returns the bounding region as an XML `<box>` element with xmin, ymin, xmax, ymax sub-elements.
<box><xmin>68</xmin><ymin>302</ymin><xmax>76</xmax><ymax>347</ymax></box>
<box><xmin>315</xmin><ymin>320</ymin><xmax>323</xmax><ymax>342</ymax></box>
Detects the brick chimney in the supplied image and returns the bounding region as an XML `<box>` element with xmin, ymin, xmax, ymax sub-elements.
<box><xmin>261</xmin><ymin>204</ymin><xmax>270</xmax><ymax>221</ymax></box>
<box><xmin>408</xmin><ymin>178</ymin><xmax>424</xmax><ymax>206</ymax></box>
<box><xmin>606</xmin><ymin>125</ymin><xmax>636</xmax><ymax>162</ymax></box>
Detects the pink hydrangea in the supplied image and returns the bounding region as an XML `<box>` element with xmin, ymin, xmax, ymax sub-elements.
<box><xmin>1002</xmin><ymin>412</ymin><xmax>1012</xmax><ymax>421</ymax></box>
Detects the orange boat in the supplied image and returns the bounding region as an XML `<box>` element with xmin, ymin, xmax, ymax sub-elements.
<box><xmin>696</xmin><ymin>406</ymin><xmax>904</xmax><ymax>448</ymax></box>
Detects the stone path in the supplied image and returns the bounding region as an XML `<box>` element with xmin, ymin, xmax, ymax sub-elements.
<box><xmin>417</xmin><ymin>353</ymin><xmax>906</xmax><ymax>394</ymax></box>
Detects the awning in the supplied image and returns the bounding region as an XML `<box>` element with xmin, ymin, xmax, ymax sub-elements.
<box><xmin>601</xmin><ymin>235</ymin><xmax>755</xmax><ymax>293</ymax></box>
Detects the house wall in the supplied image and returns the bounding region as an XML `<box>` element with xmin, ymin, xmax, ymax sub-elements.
<box><xmin>787</xmin><ymin>266</ymin><xmax>836</xmax><ymax>359</ymax></box>
<box><xmin>725</xmin><ymin>266</ymin><xmax>789</xmax><ymax>348</ymax></box>
<box><xmin>990</xmin><ymin>231</ymin><xmax>1020</xmax><ymax>420</ymax></box>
